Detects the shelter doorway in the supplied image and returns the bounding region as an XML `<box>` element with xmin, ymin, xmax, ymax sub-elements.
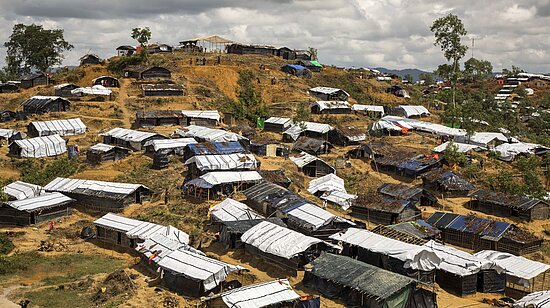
<box><xmin>117</xmin><ymin>232</ymin><xmax>122</xmax><ymax>245</ymax></box>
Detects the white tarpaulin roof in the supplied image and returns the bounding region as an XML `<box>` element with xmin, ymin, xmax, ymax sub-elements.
<box><xmin>513</xmin><ymin>291</ymin><xmax>550</xmax><ymax>308</ymax></box>
<box><xmin>312</xmin><ymin>101</ymin><xmax>351</xmax><ymax>111</ymax></box>
<box><xmin>0</xmin><ymin>128</ymin><xmax>20</xmax><ymax>139</ymax></box>
<box><xmin>100</xmin><ymin>127</ymin><xmax>160</xmax><ymax>142</ymax></box>
<box><xmin>3</xmin><ymin>181</ymin><xmax>44</xmax><ymax>200</ymax></box>
<box><xmin>209</xmin><ymin>198</ymin><xmax>263</xmax><ymax>222</ymax></box>
<box><xmin>264</xmin><ymin>117</ymin><xmax>292</xmax><ymax>126</ymax></box>
<box><xmin>219</xmin><ymin>279</ymin><xmax>300</xmax><ymax>308</ymax></box>
<box><xmin>241</xmin><ymin>221</ymin><xmax>324</xmax><ymax>259</ymax></box>
<box><xmin>474</xmin><ymin>250</ymin><xmax>550</xmax><ymax>288</ymax></box>
<box><xmin>181</xmin><ymin>110</ymin><xmax>220</xmax><ymax>121</ymax></box>
<box><xmin>285</xmin><ymin>202</ymin><xmax>352</xmax><ymax>230</ymax></box>
<box><xmin>7</xmin><ymin>192</ymin><xmax>73</xmax><ymax>212</ymax></box>
<box><xmin>371</xmin><ymin>119</ymin><xmax>403</xmax><ymax>132</ymax></box>
<box><xmin>88</xmin><ymin>143</ymin><xmax>118</xmax><ymax>152</ymax></box>
<box><xmin>433</xmin><ymin>141</ymin><xmax>485</xmax><ymax>153</ymax></box>
<box><xmin>309</xmin><ymin>86</ymin><xmax>349</xmax><ymax>97</ymax></box>
<box><xmin>320</xmin><ymin>190</ymin><xmax>357</xmax><ymax>210</ymax></box>
<box><xmin>494</xmin><ymin>142</ymin><xmax>549</xmax><ymax>162</ymax></box>
<box><xmin>11</xmin><ymin>134</ymin><xmax>67</xmax><ymax>158</ymax></box>
<box><xmin>157</xmin><ymin>249</ymin><xmax>244</xmax><ymax>291</ymax></box>
<box><xmin>379</xmin><ymin>116</ymin><xmax>465</xmax><ymax>136</ymax></box>
<box><xmin>456</xmin><ymin>132</ymin><xmax>509</xmax><ymax>147</ymax></box>
<box><xmin>94</xmin><ymin>213</ymin><xmax>143</xmax><ymax>233</ymax></box>
<box><xmin>199</xmin><ymin>171</ymin><xmax>263</xmax><ymax>186</ymax></box>
<box><xmin>423</xmin><ymin>240</ymin><xmax>501</xmax><ymax>276</ymax></box>
<box><xmin>29</xmin><ymin>118</ymin><xmax>86</xmax><ymax>136</ymax></box>
<box><xmin>290</xmin><ymin>152</ymin><xmax>321</xmax><ymax>168</ymax></box>
<box><xmin>398</xmin><ymin>105</ymin><xmax>430</xmax><ymax>117</ymax></box>
<box><xmin>175</xmin><ymin>125</ymin><xmax>247</xmax><ymax>142</ymax></box>
<box><xmin>330</xmin><ymin>228</ymin><xmax>440</xmax><ymax>271</ymax></box>
<box><xmin>307</xmin><ymin>173</ymin><xmax>346</xmax><ymax>195</ymax></box>
<box><xmin>185</xmin><ymin>154</ymin><xmax>259</xmax><ymax>171</ymax></box>
<box><xmin>71</xmin><ymin>85</ymin><xmax>112</xmax><ymax>96</ymax></box>
<box><xmin>143</xmin><ymin>138</ymin><xmax>197</xmax><ymax>152</ymax></box>
<box><xmin>136</xmin><ymin>233</ymin><xmax>201</xmax><ymax>264</ymax></box>
<box><xmin>352</xmin><ymin>104</ymin><xmax>384</xmax><ymax>115</ymax></box>
<box><xmin>45</xmin><ymin>177</ymin><xmax>148</xmax><ymax>196</ymax></box>
<box><xmin>283</xmin><ymin>121</ymin><xmax>333</xmax><ymax>141</ymax></box>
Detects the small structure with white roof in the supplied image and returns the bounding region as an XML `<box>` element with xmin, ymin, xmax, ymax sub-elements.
<box><xmin>3</xmin><ymin>181</ymin><xmax>44</xmax><ymax>200</ymax></box>
<box><xmin>290</xmin><ymin>152</ymin><xmax>335</xmax><ymax>177</ymax></box>
<box><xmin>100</xmin><ymin>127</ymin><xmax>166</xmax><ymax>151</ymax></box>
<box><xmin>9</xmin><ymin>135</ymin><xmax>67</xmax><ymax>158</ymax></box>
<box><xmin>263</xmin><ymin>117</ymin><xmax>292</xmax><ymax>132</ymax></box>
<box><xmin>309</xmin><ymin>86</ymin><xmax>350</xmax><ymax>101</ymax></box>
<box><xmin>310</xmin><ymin>101</ymin><xmax>351</xmax><ymax>114</ymax></box>
<box><xmin>27</xmin><ymin>118</ymin><xmax>86</xmax><ymax>137</ymax></box>
<box><xmin>0</xmin><ymin>192</ymin><xmax>74</xmax><ymax>225</ymax></box>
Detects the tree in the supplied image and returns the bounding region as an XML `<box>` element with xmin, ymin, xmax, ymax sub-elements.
<box><xmin>308</xmin><ymin>47</ymin><xmax>318</xmax><ymax>61</ymax></box>
<box><xmin>404</xmin><ymin>74</ymin><xmax>413</xmax><ymax>83</ymax></box>
<box><xmin>293</xmin><ymin>102</ymin><xmax>311</xmax><ymax>124</ymax></box>
<box><xmin>419</xmin><ymin>73</ymin><xmax>434</xmax><ymax>85</ymax></box>
<box><xmin>131</xmin><ymin>27</ymin><xmax>152</xmax><ymax>49</ymax></box>
<box><xmin>431</xmin><ymin>14</ymin><xmax>468</xmax><ymax>108</ymax></box>
<box><xmin>234</xmin><ymin>70</ymin><xmax>268</xmax><ymax>123</ymax></box>
<box><xmin>502</xmin><ymin>65</ymin><xmax>523</xmax><ymax>77</ymax></box>
<box><xmin>464</xmin><ymin>57</ymin><xmax>493</xmax><ymax>81</ymax></box>
<box><xmin>434</xmin><ymin>64</ymin><xmax>454</xmax><ymax>82</ymax></box>
<box><xmin>4</xmin><ymin>24</ymin><xmax>73</xmax><ymax>76</ymax></box>
<box><xmin>444</xmin><ymin>141</ymin><xmax>468</xmax><ymax>166</ymax></box>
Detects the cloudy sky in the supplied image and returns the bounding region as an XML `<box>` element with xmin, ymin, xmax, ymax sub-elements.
<box><xmin>1</xmin><ymin>0</ymin><xmax>549</xmax><ymax>72</ymax></box>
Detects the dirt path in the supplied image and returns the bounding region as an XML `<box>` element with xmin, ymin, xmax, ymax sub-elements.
<box><xmin>116</xmin><ymin>79</ymin><xmax>133</xmax><ymax>127</ymax></box>
<box><xmin>0</xmin><ymin>286</ymin><xmax>21</xmax><ymax>308</ymax></box>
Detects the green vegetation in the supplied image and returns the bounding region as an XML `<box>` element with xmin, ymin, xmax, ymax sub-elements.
<box><xmin>463</xmin><ymin>57</ymin><xmax>493</xmax><ymax>81</ymax></box>
<box><xmin>13</xmin><ymin>158</ymin><xmax>82</xmax><ymax>186</ymax></box>
<box><xmin>0</xmin><ymin>234</ymin><xmax>14</xmax><ymax>255</ymax></box>
<box><xmin>223</xmin><ymin>70</ymin><xmax>268</xmax><ymax>124</ymax></box>
<box><xmin>107</xmin><ymin>54</ymin><xmax>146</xmax><ymax>74</ymax></box>
<box><xmin>443</xmin><ymin>141</ymin><xmax>469</xmax><ymax>166</ymax></box>
<box><xmin>293</xmin><ymin>102</ymin><xmax>311</xmax><ymax>123</ymax></box>
<box><xmin>131</xmin><ymin>27</ymin><xmax>152</xmax><ymax>49</ymax></box>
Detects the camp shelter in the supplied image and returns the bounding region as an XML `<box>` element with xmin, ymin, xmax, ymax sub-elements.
<box><xmin>376</xmin><ymin>154</ymin><xmax>442</xmax><ymax>179</ymax></box>
<box><xmin>79</xmin><ymin>54</ymin><xmax>101</xmax><ymax>66</ymax></box>
<box><xmin>184</xmin><ymin>141</ymin><xmax>246</xmax><ymax>160</ymax></box>
<box><xmin>496</xmin><ymin>227</ymin><xmax>545</xmax><ymax>256</ymax></box>
<box><xmin>474</xmin><ymin>250</ymin><xmax>550</xmax><ymax>297</ymax></box>
<box><xmin>142</xmin><ymin>83</ymin><xmax>184</xmax><ymax>97</ymax></box>
<box><xmin>54</xmin><ymin>83</ymin><xmax>80</xmax><ymax>97</ymax></box>
<box><xmin>147</xmin><ymin>43</ymin><xmax>173</xmax><ymax>54</ymax></box>
<box><xmin>374</xmin><ymin>116</ymin><xmax>465</xmax><ymax>138</ymax></box>
<box><xmin>92</xmin><ymin>76</ymin><xmax>120</xmax><ymax>87</ymax></box>
<box><xmin>455</xmin><ymin>132</ymin><xmax>509</xmax><ymax>149</ymax></box>
<box><xmin>423</xmin><ymin>240</ymin><xmax>505</xmax><ymax>296</ymax></box>
<box><xmin>241</xmin><ymin>221</ymin><xmax>332</xmax><ymax>269</ymax></box>
<box><xmin>208</xmin><ymin>198</ymin><xmax>263</xmax><ymax>223</ymax></box>
<box><xmin>378</xmin><ymin>183</ymin><xmax>438</xmax><ymax>206</ymax></box>
<box><xmin>393</xmin><ymin>105</ymin><xmax>430</xmax><ymax>118</ymax></box>
<box><xmin>283</xmin><ymin>121</ymin><xmax>333</xmax><ymax>142</ymax></box>
<box><xmin>86</xmin><ymin>143</ymin><xmax>130</xmax><ymax>164</ymax></box>
<box><xmin>281</xmin><ymin>64</ymin><xmax>312</xmax><ymax>78</ymax></box>
<box><xmin>70</xmin><ymin>85</ymin><xmax>112</xmax><ymax>97</ymax></box>
<box><xmin>308</xmin><ymin>87</ymin><xmax>349</xmax><ymax>101</ymax></box>
<box><xmin>352</xmin><ymin>104</ymin><xmax>385</xmax><ymax>118</ymax></box>
<box><xmin>0</xmin><ymin>110</ymin><xmax>18</xmax><ymax>122</ymax></box>
<box><xmin>290</xmin><ymin>152</ymin><xmax>335</xmax><ymax>177</ymax></box>
<box><xmin>20</xmin><ymin>72</ymin><xmax>50</xmax><ymax>88</ymax></box>
<box><xmin>45</xmin><ymin>177</ymin><xmax>151</xmax><ymax>212</ymax></box>
<box><xmin>123</xmin><ymin>65</ymin><xmax>171</xmax><ymax>79</ymax></box>
<box><xmin>494</xmin><ymin>142</ymin><xmax>550</xmax><ymax>162</ymax></box>
<box><xmin>135</xmin><ymin>110</ymin><xmax>184</xmax><ymax>127</ymax></box>
<box><xmin>513</xmin><ymin>291</ymin><xmax>550</xmax><ymax>308</ymax></box>
<box><xmin>311</xmin><ymin>101</ymin><xmax>351</xmax><ymax>114</ymax></box>
<box><xmin>432</xmin><ymin>141</ymin><xmax>484</xmax><ymax>154</ymax></box>
<box><xmin>183</xmin><ymin>171</ymin><xmax>263</xmax><ymax>200</ymax></box>
<box><xmin>0</xmin><ymin>128</ymin><xmax>22</xmax><ymax>145</ymax></box>
<box><xmin>202</xmin><ymin>279</ymin><xmax>301</xmax><ymax>308</ymax></box>
<box><xmin>263</xmin><ymin>117</ymin><xmax>292</xmax><ymax>132</ymax></box>
<box><xmin>100</xmin><ymin>127</ymin><xmax>167</xmax><ymax>151</ymax></box>
<box><xmin>347</xmin><ymin>142</ymin><xmax>393</xmax><ymax>160</ymax></box>
<box><xmin>21</xmin><ymin>96</ymin><xmax>70</xmax><ymax>114</ymax></box>
<box><xmin>0</xmin><ymin>82</ymin><xmax>19</xmax><ymax>93</ymax></box>
<box><xmin>3</xmin><ymin>181</ymin><xmax>44</xmax><ymax>201</ymax></box>
<box><xmin>282</xmin><ymin>202</ymin><xmax>355</xmax><ymax>239</ymax></box>
<box><xmin>298</xmin><ymin>60</ymin><xmax>323</xmax><ymax>72</ymax></box>
<box><xmin>350</xmin><ymin>194</ymin><xmax>421</xmax><ymax>226</ymax></box>
<box><xmin>328</xmin><ymin>126</ymin><xmax>366</xmax><ymax>146</ymax></box>
<box><xmin>156</xmin><ymin>248</ymin><xmax>245</xmax><ymax>297</ymax></box>
<box><xmin>185</xmin><ymin>153</ymin><xmax>259</xmax><ymax>178</ymax></box>
<box><xmin>303</xmin><ymin>253</ymin><xmax>438</xmax><ymax>308</ymax></box>
<box><xmin>243</xmin><ymin>181</ymin><xmax>295</xmax><ymax>216</ymax></box>
<box><xmin>179</xmin><ymin>35</ymin><xmax>234</xmax><ymax>53</ymax></box>
<box><xmin>308</xmin><ymin>174</ymin><xmax>357</xmax><ymax>210</ymax></box>
<box><xmin>9</xmin><ymin>135</ymin><xmax>67</xmax><ymax>158</ymax></box>
<box><xmin>181</xmin><ymin>110</ymin><xmax>221</xmax><ymax>127</ymax></box>
<box><xmin>330</xmin><ymin>228</ymin><xmax>440</xmax><ymax>283</ymax></box>
<box><xmin>468</xmin><ymin>189</ymin><xmax>549</xmax><ymax>220</ymax></box>
<box><xmin>422</xmin><ymin>170</ymin><xmax>475</xmax><ymax>197</ymax></box>
<box><xmin>218</xmin><ymin>218</ymin><xmax>286</xmax><ymax>249</ymax></box>
<box><xmin>258</xmin><ymin>170</ymin><xmax>291</xmax><ymax>187</ymax></box>
<box><xmin>144</xmin><ymin>138</ymin><xmax>197</xmax><ymax>155</ymax></box>
<box><xmin>116</xmin><ymin>45</ymin><xmax>136</xmax><ymax>56</ymax></box>
<box><xmin>250</xmin><ymin>139</ymin><xmax>289</xmax><ymax>157</ymax></box>
<box><xmin>136</xmin><ymin>232</ymin><xmax>200</xmax><ymax>267</ymax></box>
<box><xmin>373</xmin><ymin>220</ymin><xmax>440</xmax><ymax>242</ymax></box>
<box><xmin>27</xmin><ymin>118</ymin><xmax>86</xmax><ymax>137</ymax></box>
<box><xmin>176</xmin><ymin>126</ymin><xmax>247</xmax><ymax>144</ymax></box>
<box><xmin>227</xmin><ymin>43</ymin><xmax>277</xmax><ymax>55</ymax></box>
<box><xmin>292</xmin><ymin>136</ymin><xmax>331</xmax><ymax>155</ymax></box>
<box><xmin>0</xmin><ymin>192</ymin><xmax>74</xmax><ymax>226</ymax></box>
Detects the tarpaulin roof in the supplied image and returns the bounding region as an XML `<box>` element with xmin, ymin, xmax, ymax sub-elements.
<box><xmin>329</xmin><ymin>228</ymin><xmax>440</xmax><ymax>271</ymax></box>
<box><xmin>88</xmin><ymin>143</ymin><xmax>129</xmax><ymax>153</ymax></box>
<box><xmin>433</xmin><ymin>141</ymin><xmax>484</xmax><ymax>153</ymax></box>
<box><xmin>45</xmin><ymin>177</ymin><xmax>149</xmax><ymax>198</ymax></box>
<box><xmin>157</xmin><ymin>249</ymin><xmax>244</xmax><ymax>291</ymax></box>
<box><xmin>29</xmin><ymin>118</ymin><xmax>86</xmax><ymax>137</ymax></box>
<box><xmin>220</xmin><ymin>218</ymin><xmax>286</xmax><ymax>233</ymax></box>
<box><xmin>71</xmin><ymin>85</ymin><xmax>112</xmax><ymax>96</ymax></box>
<box><xmin>320</xmin><ymin>190</ymin><xmax>357</xmax><ymax>210</ymax></box>
<box><xmin>11</xmin><ymin>134</ymin><xmax>67</xmax><ymax>158</ymax></box>
<box><xmin>378</xmin><ymin>183</ymin><xmax>423</xmax><ymax>200</ymax></box>
<box><xmin>422</xmin><ymin>170</ymin><xmax>475</xmax><ymax>192</ymax></box>
<box><xmin>142</xmin><ymin>84</ymin><xmax>184</xmax><ymax>92</ymax></box>
<box><xmin>307</xmin><ymin>173</ymin><xmax>346</xmax><ymax>195</ymax></box>
<box><xmin>21</xmin><ymin>96</ymin><xmax>70</xmax><ymax>110</ymax></box>
<box><xmin>289</xmin><ymin>152</ymin><xmax>333</xmax><ymax>174</ymax></box>
<box><xmin>283</xmin><ymin>64</ymin><xmax>307</xmax><ymax>70</ymax></box>
<box><xmin>185</xmin><ymin>153</ymin><xmax>259</xmax><ymax>172</ymax></box>
<box><xmin>375</xmin><ymin>116</ymin><xmax>465</xmax><ymax>137</ymax></box>
<box><xmin>264</xmin><ymin>117</ymin><xmax>292</xmax><ymax>126</ymax></box>
<box><xmin>7</xmin><ymin>192</ymin><xmax>73</xmax><ymax>212</ymax></box>
<box><xmin>469</xmin><ymin>189</ymin><xmax>545</xmax><ymax>211</ymax></box>
<box><xmin>352</xmin><ymin>104</ymin><xmax>385</xmax><ymax>115</ymax></box>
<box><xmin>176</xmin><ymin>125</ymin><xmax>246</xmax><ymax>142</ymax></box>
<box><xmin>243</xmin><ymin>181</ymin><xmax>291</xmax><ymax>205</ymax></box>
<box><xmin>93</xmin><ymin>213</ymin><xmax>143</xmax><ymax>233</ymax></box>
<box><xmin>387</xmin><ymin>220</ymin><xmax>441</xmax><ymax>239</ymax></box>
<box><xmin>494</xmin><ymin>142</ymin><xmax>549</xmax><ymax>162</ymax></box>
<box><xmin>100</xmin><ymin>127</ymin><xmax>162</xmax><ymax>142</ymax></box>
<box><xmin>136</xmin><ymin>233</ymin><xmax>200</xmax><ymax>264</ymax></box>
<box><xmin>456</xmin><ymin>132</ymin><xmax>509</xmax><ymax>147</ymax></box>
<box><xmin>283</xmin><ymin>121</ymin><xmax>333</xmax><ymax>141</ymax></box>
<box><xmin>217</xmin><ymin>279</ymin><xmax>300</xmax><ymax>308</ymax></box>
<box><xmin>241</xmin><ymin>221</ymin><xmax>324</xmax><ymax>259</ymax></box>
<box><xmin>92</xmin><ymin>76</ymin><xmax>120</xmax><ymax>84</ymax></box>
<box><xmin>426</xmin><ymin>212</ymin><xmax>511</xmax><ymax>240</ymax></box>
<box><xmin>309</xmin><ymin>87</ymin><xmax>347</xmax><ymax>96</ymax></box>
<box><xmin>306</xmin><ymin>253</ymin><xmax>416</xmax><ymax>300</ymax></box>
<box><xmin>209</xmin><ymin>198</ymin><xmax>263</xmax><ymax>222</ymax></box>
<box><xmin>474</xmin><ymin>250</ymin><xmax>550</xmax><ymax>288</ymax></box>
<box><xmin>397</xmin><ymin>105</ymin><xmax>430</xmax><ymax>117</ymax></box>
<box><xmin>3</xmin><ymin>181</ymin><xmax>44</xmax><ymax>200</ymax></box>
<box><xmin>186</xmin><ymin>141</ymin><xmax>245</xmax><ymax>156</ymax></box>
<box><xmin>143</xmin><ymin>138</ymin><xmax>197</xmax><ymax>152</ymax></box>
<box><xmin>311</xmin><ymin>101</ymin><xmax>351</xmax><ymax>111</ymax></box>
<box><xmin>181</xmin><ymin>110</ymin><xmax>220</xmax><ymax>121</ymax></box>
<box><xmin>283</xmin><ymin>202</ymin><xmax>354</xmax><ymax>231</ymax></box>
<box><xmin>423</xmin><ymin>240</ymin><xmax>502</xmax><ymax>277</ymax></box>
<box><xmin>184</xmin><ymin>171</ymin><xmax>263</xmax><ymax>188</ymax></box>
<box><xmin>513</xmin><ymin>291</ymin><xmax>550</xmax><ymax>308</ymax></box>
<box><xmin>0</xmin><ymin>128</ymin><xmax>19</xmax><ymax>139</ymax></box>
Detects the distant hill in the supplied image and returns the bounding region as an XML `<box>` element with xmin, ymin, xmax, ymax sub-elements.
<box><xmin>373</xmin><ymin>67</ymin><xmax>433</xmax><ymax>81</ymax></box>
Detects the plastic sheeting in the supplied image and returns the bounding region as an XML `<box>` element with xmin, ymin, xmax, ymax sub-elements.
<box><xmin>209</xmin><ymin>198</ymin><xmax>263</xmax><ymax>222</ymax></box>
<box><xmin>93</xmin><ymin>213</ymin><xmax>144</xmax><ymax>233</ymax></box>
<box><xmin>320</xmin><ymin>190</ymin><xmax>357</xmax><ymax>210</ymax></box>
<box><xmin>175</xmin><ymin>125</ymin><xmax>246</xmax><ymax>142</ymax></box>
<box><xmin>0</xmin><ymin>128</ymin><xmax>20</xmax><ymax>139</ymax></box>
<box><xmin>144</xmin><ymin>138</ymin><xmax>197</xmax><ymax>152</ymax></box>
<box><xmin>456</xmin><ymin>132</ymin><xmax>509</xmax><ymax>147</ymax></box>
<box><xmin>241</xmin><ymin>221</ymin><xmax>324</xmax><ymax>259</ymax></box>
<box><xmin>283</xmin><ymin>122</ymin><xmax>333</xmax><ymax>141</ymax></box>
<box><xmin>398</xmin><ymin>105</ymin><xmax>430</xmax><ymax>117</ymax></box>
<box><xmin>329</xmin><ymin>228</ymin><xmax>441</xmax><ymax>271</ymax></box>
<box><xmin>45</xmin><ymin>177</ymin><xmax>148</xmax><ymax>196</ymax></box>
<box><xmin>494</xmin><ymin>142</ymin><xmax>549</xmax><ymax>162</ymax></box>
<box><xmin>311</xmin><ymin>101</ymin><xmax>351</xmax><ymax>111</ymax></box>
<box><xmin>284</xmin><ymin>202</ymin><xmax>345</xmax><ymax>230</ymax></box>
<box><xmin>352</xmin><ymin>104</ymin><xmax>384</xmax><ymax>115</ymax></box>
<box><xmin>3</xmin><ymin>181</ymin><xmax>44</xmax><ymax>200</ymax></box>
<box><xmin>30</xmin><ymin>118</ymin><xmax>86</xmax><ymax>136</ymax></box>
<box><xmin>290</xmin><ymin>152</ymin><xmax>321</xmax><ymax>168</ymax></box>
<box><xmin>71</xmin><ymin>85</ymin><xmax>112</xmax><ymax>96</ymax></box>
<box><xmin>100</xmin><ymin>127</ymin><xmax>160</xmax><ymax>142</ymax></box>
<box><xmin>185</xmin><ymin>153</ymin><xmax>259</xmax><ymax>171</ymax></box>
<box><xmin>220</xmin><ymin>279</ymin><xmax>300</xmax><ymax>308</ymax></box>
<box><xmin>196</xmin><ymin>171</ymin><xmax>262</xmax><ymax>187</ymax></box>
<box><xmin>7</xmin><ymin>192</ymin><xmax>73</xmax><ymax>212</ymax></box>
<box><xmin>181</xmin><ymin>110</ymin><xmax>220</xmax><ymax>121</ymax></box>
<box><xmin>513</xmin><ymin>291</ymin><xmax>550</xmax><ymax>308</ymax></box>
<box><xmin>11</xmin><ymin>134</ymin><xmax>67</xmax><ymax>158</ymax></box>
<box><xmin>307</xmin><ymin>174</ymin><xmax>345</xmax><ymax>195</ymax></box>
<box><xmin>433</xmin><ymin>141</ymin><xmax>484</xmax><ymax>153</ymax></box>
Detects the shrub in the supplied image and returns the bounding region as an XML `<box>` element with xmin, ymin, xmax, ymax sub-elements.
<box><xmin>13</xmin><ymin>158</ymin><xmax>82</xmax><ymax>186</ymax></box>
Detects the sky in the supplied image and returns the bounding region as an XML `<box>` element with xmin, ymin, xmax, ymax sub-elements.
<box><xmin>0</xmin><ymin>0</ymin><xmax>549</xmax><ymax>73</ymax></box>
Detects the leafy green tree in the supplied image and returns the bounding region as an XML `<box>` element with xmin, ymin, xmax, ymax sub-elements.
<box><xmin>293</xmin><ymin>102</ymin><xmax>311</xmax><ymax>124</ymax></box>
<box><xmin>404</xmin><ymin>74</ymin><xmax>413</xmax><ymax>83</ymax></box>
<box><xmin>228</xmin><ymin>70</ymin><xmax>269</xmax><ymax>124</ymax></box>
<box><xmin>502</xmin><ymin>65</ymin><xmax>523</xmax><ymax>77</ymax></box>
<box><xmin>431</xmin><ymin>14</ymin><xmax>468</xmax><ymax>108</ymax></box>
<box><xmin>434</xmin><ymin>64</ymin><xmax>454</xmax><ymax>82</ymax></box>
<box><xmin>4</xmin><ymin>24</ymin><xmax>73</xmax><ymax>76</ymax></box>
<box><xmin>464</xmin><ymin>58</ymin><xmax>493</xmax><ymax>81</ymax></box>
<box><xmin>444</xmin><ymin>141</ymin><xmax>469</xmax><ymax>166</ymax></box>
<box><xmin>308</xmin><ymin>47</ymin><xmax>318</xmax><ymax>61</ymax></box>
<box><xmin>131</xmin><ymin>27</ymin><xmax>152</xmax><ymax>51</ymax></box>
<box><xmin>419</xmin><ymin>73</ymin><xmax>434</xmax><ymax>85</ymax></box>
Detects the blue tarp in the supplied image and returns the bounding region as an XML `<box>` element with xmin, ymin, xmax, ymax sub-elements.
<box><xmin>284</xmin><ymin>64</ymin><xmax>307</xmax><ymax>70</ymax></box>
<box><xmin>428</xmin><ymin>212</ymin><xmax>511</xmax><ymax>239</ymax></box>
<box><xmin>187</xmin><ymin>141</ymin><xmax>245</xmax><ymax>156</ymax></box>
<box><xmin>398</xmin><ymin>160</ymin><xmax>431</xmax><ymax>174</ymax></box>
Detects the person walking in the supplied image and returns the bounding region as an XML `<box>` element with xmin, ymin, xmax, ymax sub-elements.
<box><xmin>164</xmin><ymin>189</ymin><xmax>169</xmax><ymax>205</ymax></box>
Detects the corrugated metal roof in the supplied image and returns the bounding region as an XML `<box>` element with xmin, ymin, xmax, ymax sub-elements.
<box><xmin>7</xmin><ymin>192</ymin><xmax>73</xmax><ymax>212</ymax></box>
<box><xmin>3</xmin><ymin>181</ymin><xmax>44</xmax><ymax>200</ymax></box>
<box><xmin>100</xmin><ymin>127</ymin><xmax>161</xmax><ymax>142</ymax></box>
<box><xmin>30</xmin><ymin>118</ymin><xmax>86</xmax><ymax>136</ymax></box>
<box><xmin>283</xmin><ymin>121</ymin><xmax>333</xmax><ymax>141</ymax></box>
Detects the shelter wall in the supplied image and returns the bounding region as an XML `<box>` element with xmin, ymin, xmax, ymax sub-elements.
<box><xmin>436</xmin><ymin>270</ymin><xmax>477</xmax><ymax>296</ymax></box>
<box><xmin>162</xmin><ymin>271</ymin><xmax>204</xmax><ymax>298</ymax></box>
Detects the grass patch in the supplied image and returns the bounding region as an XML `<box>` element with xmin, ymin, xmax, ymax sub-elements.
<box><xmin>0</xmin><ymin>234</ymin><xmax>14</xmax><ymax>255</ymax></box>
<box><xmin>25</xmin><ymin>286</ymin><xmax>92</xmax><ymax>308</ymax></box>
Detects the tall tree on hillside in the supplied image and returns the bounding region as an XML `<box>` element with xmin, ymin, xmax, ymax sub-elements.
<box><xmin>464</xmin><ymin>58</ymin><xmax>493</xmax><ymax>81</ymax></box>
<box><xmin>431</xmin><ymin>14</ymin><xmax>468</xmax><ymax>108</ymax></box>
<box><xmin>4</xmin><ymin>24</ymin><xmax>73</xmax><ymax>76</ymax></box>
<box><xmin>419</xmin><ymin>73</ymin><xmax>434</xmax><ymax>85</ymax></box>
<box><xmin>131</xmin><ymin>27</ymin><xmax>152</xmax><ymax>54</ymax></box>
<box><xmin>502</xmin><ymin>65</ymin><xmax>523</xmax><ymax>77</ymax></box>
<box><xmin>308</xmin><ymin>47</ymin><xmax>318</xmax><ymax>61</ymax></box>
